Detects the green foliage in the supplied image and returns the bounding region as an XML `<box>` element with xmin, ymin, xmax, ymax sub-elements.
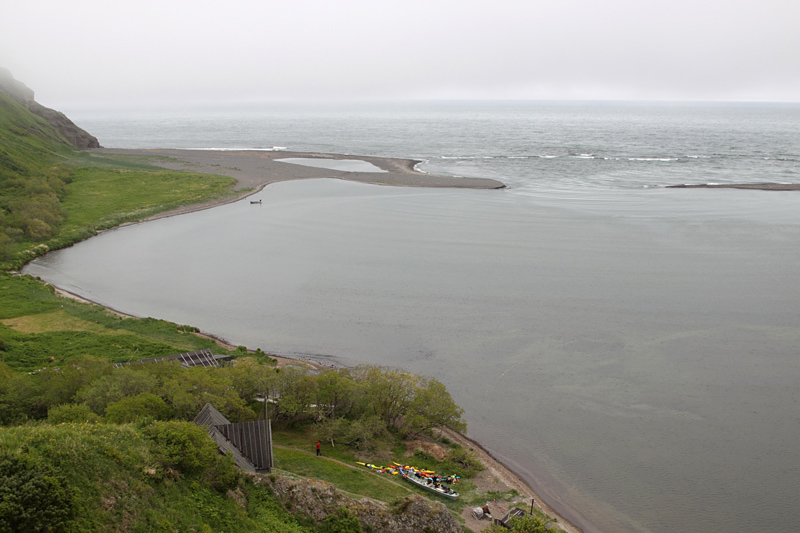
<box><xmin>319</xmin><ymin>506</ymin><xmax>363</xmax><ymax>533</ymax></box>
<box><xmin>13</xmin><ymin>356</ymin><xmax>112</xmax><ymax>419</ymax></box>
<box><xmin>314</xmin><ymin>417</ymin><xmax>349</xmax><ymax>447</ymax></box>
<box><xmin>406</xmin><ymin>377</ymin><xmax>466</xmax><ymax>435</ymax></box>
<box><xmin>105</xmin><ymin>392</ymin><xmax>173</xmax><ymax>423</ymax></box>
<box><xmin>486</xmin><ymin>513</ymin><xmax>560</xmax><ymax>533</ymax></box>
<box><xmin>0</xmin><ymin>92</ymin><xmax>74</xmax><ymax>263</ymax></box>
<box><xmin>143</xmin><ymin>420</ymin><xmax>220</xmax><ymax>475</ymax></box>
<box><xmin>226</xmin><ymin>356</ymin><xmax>277</xmax><ymax>404</ymax></box>
<box><xmin>268</xmin><ymin>365</ymin><xmax>466</xmax><ymax>440</ymax></box>
<box><xmin>47</xmin><ymin>403</ymin><xmax>99</xmax><ymax>424</ymax></box>
<box><xmin>0</xmin><ymin>362</ymin><xmax>25</xmax><ymax>424</ymax></box>
<box><xmin>341</xmin><ymin>415</ymin><xmax>390</xmax><ymax>450</ymax></box>
<box><xmin>0</xmin><ymin>422</ymin><xmax>312</xmax><ymax>532</ymax></box>
<box><xmin>78</xmin><ymin>366</ymin><xmax>159</xmax><ymax>414</ymax></box>
<box><xmin>161</xmin><ymin>366</ymin><xmax>257</xmax><ymax>422</ymax></box>
<box><xmin>442</xmin><ymin>445</ymin><xmax>485</xmax><ymax>477</ymax></box>
<box><xmin>0</xmin><ymin>454</ymin><xmax>74</xmax><ymax>533</ymax></box>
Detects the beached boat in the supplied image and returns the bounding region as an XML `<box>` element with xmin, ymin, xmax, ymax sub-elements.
<box><xmin>398</xmin><ymin>467</ymin><xmax>459</xmax><ymax>499</ymax></box>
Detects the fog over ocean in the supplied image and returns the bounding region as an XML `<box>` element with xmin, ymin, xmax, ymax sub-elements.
<box><xmin>28</xmin><ymin>101</ymin><xmax>800</xmax><ymax>532</ymax></box>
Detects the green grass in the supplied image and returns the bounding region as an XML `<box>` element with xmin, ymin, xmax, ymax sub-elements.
<box><xmin>0</xmin><ymin>274</ymin><xmax>231</xmax><ymax>371</ymax></box>
<box><xmin>0</xmin><ymin>90</ymin><xmax>238</xmax><ymax>270</ymax></box>
<box><xmin>61</xmin><ymin>166</ymin><xmax>235</xmax><ymax>229</ymax></box>
<box><xmin>271</xmin><ymin>425</ymin><xmax>478</xmax><ymax>514</ymax></box>
<box><xmin>274</xmin><ymin>447</ymin><xmax>411</xmax><ymax>503</ymax></box>
<box><xmin>0</xmin><ymin>90</ymin><xmax>239</xmax><ymax>369</ymax></box>
<box><xmin>272</xmin><ymin>425</ymin><xmax>369</xmax><ymax>465</ymax></box>
<box><xmin>0</xmin><ymin>92</ymin><xmax>73</xmax><ymax>174</ymax></box>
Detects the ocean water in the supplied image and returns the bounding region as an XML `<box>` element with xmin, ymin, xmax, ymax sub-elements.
<box><xmin>29</xmin><ymin>101</ymin><xmax>800</xmax><ymax>532</ymax></box>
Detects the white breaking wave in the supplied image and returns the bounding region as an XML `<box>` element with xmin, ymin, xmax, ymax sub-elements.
<box><xmin>190</xmin><ymin>146</ymin><xmax>287</xmax><ymax>151</ymax></box>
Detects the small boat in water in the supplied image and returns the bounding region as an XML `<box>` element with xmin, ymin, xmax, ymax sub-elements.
<box><xmin>398</xmin><ymin>467</ymin><xmax>459</xmax><ymax>499</ymax></box>
<box><xmin>250</xmin><ymin>199</ymin><xmax>262</xmax><ymax>204</ymax></box>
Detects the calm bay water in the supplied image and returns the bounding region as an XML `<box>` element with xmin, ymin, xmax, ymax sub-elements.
<box><xmin>27</xmin><ymin>101</ymin><xmax>800</xmax><ymax>532</ymax></box>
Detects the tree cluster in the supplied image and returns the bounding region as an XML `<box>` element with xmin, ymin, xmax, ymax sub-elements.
<box><xmin>253</xmin><ymin>363</ymin><xmax>466</xmax><ymax>446</ymax></box>
<box><xmin>0</xmin><ymin>357</ymin><xmax>466</xmax><ymax>449</ymax></box>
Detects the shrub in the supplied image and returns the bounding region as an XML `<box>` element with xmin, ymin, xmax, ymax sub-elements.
<box><xmin>443</xmin><ymin>446</ymin><xmax>484</xmax><ymax>477</ymax></box>
<box><xmin>142</xmin><ymin>420</ymin><xmax>239</xmax><ymax>492</ymax></box>
<box><xmin>47</xmin><ymin>403</ymin><xmax>99</xmax><ymax>424</ymax></box>
<box><xmin>486</xmin><ymin>514</ymin><xmax>557</xmax><ymax>533</ymax></box>
<box><xmin>143</xmin><ymin>421</ymin><xmax>219</xmax><ymax>475</ymax></box>
<box><xmin>204</xmin><ymin>452</ymin><xmax>240</xmax><ymax>493</ymax></box>
<box><xmin>342</xmin><ymin>416</ymin><xmax>390</xmax><ymax>450</ymax></box>
<box><xmin>105</xmin><ymin>392</ymin><xmax>173</xmax><ymax>423</ymax></box>
<box><xmin>319</xmin><ymin>507</ymin><xmax>362</xmax><ymax>533</ymax></box>
<box><xmin>0</xmin><ymin>454</ymin><xmax>74</xmax><ymax>532</ymax></box>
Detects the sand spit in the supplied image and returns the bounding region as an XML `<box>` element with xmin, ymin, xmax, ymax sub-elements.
<box><xmin>93</xmin><ymin>147</ymin><xmax>504</xmax><ymax>213</ymax></box>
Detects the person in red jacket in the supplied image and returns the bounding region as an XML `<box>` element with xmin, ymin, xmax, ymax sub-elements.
<box><xmin>315</xmin><ymin>440</ymin><xmax>321</xmax><ymax>456</ymax></box>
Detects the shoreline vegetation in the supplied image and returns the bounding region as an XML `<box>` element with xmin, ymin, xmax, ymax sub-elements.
<box><xmin>45</xmin><ymin>148</ymin><xmax>581</xmax><ymax>533</ymax></box>
<box><xmin>1</xmin><ymin>73</ymin><xmax>580</xmax><ymax>531</ymax></box>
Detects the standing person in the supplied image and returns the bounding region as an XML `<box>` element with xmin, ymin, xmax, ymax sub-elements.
<box><xmin>315</xmin><ymin>440</ymin><xmax>321</xmax><ymax>456</ymax></box>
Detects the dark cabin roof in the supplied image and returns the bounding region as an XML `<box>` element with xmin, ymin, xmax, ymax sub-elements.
<box><xmin>194</xmin><ymin>403</ymin><xmax>231</xmax><ymax>427</ymax></box>
<box><xmin>113</xmin><ymin>349</ymin><xmax>227</xmax><ymax>369</ymax></box>
<box><xmin>194</xmin><ymin>403</ymin><xmax>273</xmax><ymax>473</ymax></box>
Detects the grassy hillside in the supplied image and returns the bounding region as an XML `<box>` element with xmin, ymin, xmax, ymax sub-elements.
<box><xmin>0</xmin><ymin>90</ymin><xmax>236</xmax><ymax>270</ymax></box>
<box><xmin>0</xmin><ymin>274</ymin><xmax>234</xmax><ymax>372</ymax></box>
<box><xmin>0</xmin><ymin>421</ymin><xmax>312</xmax><ymax>532</ymax></box>
<box><xmin>0</xmin><ymin>91</ymin><xmax>74</xmax><ymax>173</ymax></box>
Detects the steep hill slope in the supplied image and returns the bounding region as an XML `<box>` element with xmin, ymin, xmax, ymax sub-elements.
<box><xmin>0</xmin><ymin>67</ymin><xmax>99</xmax><ymax>150</ymax></box>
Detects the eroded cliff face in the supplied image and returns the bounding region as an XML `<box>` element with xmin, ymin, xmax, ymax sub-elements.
<box><xmin>255</xmin><ymin>475</ymin><xmax>463</xmax><ymax>533</ymax></box>
<box><xmin>0</xmin><ymin>68</ymin><xmax>100</xmax><ymax>149</ymax></box>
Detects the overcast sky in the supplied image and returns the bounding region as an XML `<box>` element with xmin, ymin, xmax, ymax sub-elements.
<box><xmin>2</xmin><ymin>0</ymin><xmax>799</xmax><ymax>107</ymax></box>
